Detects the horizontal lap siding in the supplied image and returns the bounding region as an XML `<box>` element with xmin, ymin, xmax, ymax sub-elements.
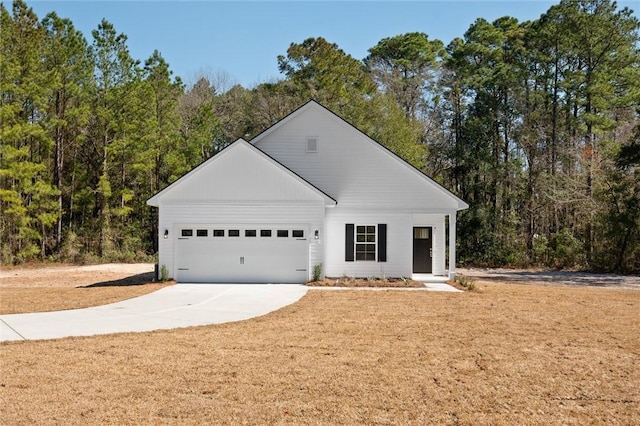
<box><xmin>158</xmin><ymin>203</ymin><xmax>324</xmax><ymax>280</ymax></box>
<box><xmin>324</xmin><ymin>211</ymin><xmax>412</xmax><ymax>278</ymax></box>
<box><xmin>254</xmin><ymin>108</ymin><xmax>460</xmax><ymax>212</ymax></box>
<box><xmin>255</xmin><ymin>107</ymin><xmax>453</xmax><ymax>278</ymax></box>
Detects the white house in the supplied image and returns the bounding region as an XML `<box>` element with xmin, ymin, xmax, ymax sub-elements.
<box><xmin>147</xmin><ymin>100</ymin><xmax>468</xmax><ymax>283</ymax></box>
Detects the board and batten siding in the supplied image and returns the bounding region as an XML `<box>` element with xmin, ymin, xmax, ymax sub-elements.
<box><xmin>158</xmin><ymin>202</ymin><xmax>325</xmax><ymax>280</ymax></box>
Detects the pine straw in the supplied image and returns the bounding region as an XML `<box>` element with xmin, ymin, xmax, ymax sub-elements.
<box><xmin>1</xmin><ymin>283</ymin><xmax>639</xmax><ymax>425</ymax></box>
<box><xmin>308</xmin><ymin>277</ymin><xmax>425</xmax><ymax>288</ymax></box>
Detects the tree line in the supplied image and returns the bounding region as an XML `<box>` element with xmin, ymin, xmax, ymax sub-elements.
<box><xmin>1</xmin><ymin>0</ymin><xmax>639</xmax><ymax>272</ymax></box>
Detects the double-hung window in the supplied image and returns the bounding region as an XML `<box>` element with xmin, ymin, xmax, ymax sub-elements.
<box><xmin>346</xmin><ymin>223</ymin><xmax>387</xmax><ymax>263</ymax></box>
<box><xmin>355</xmin><ymin>225</ymin><xmax>376</xmax><ymax>261</ymax></box>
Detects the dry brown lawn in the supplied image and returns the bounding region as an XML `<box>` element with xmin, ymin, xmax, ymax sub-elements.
<box><xmin>0</xmin><ymin>264</ymin><xmax>172</xmax><ymax>314</ymax></box>
<box><xmin>1</xmin><ymin>278</ymin><xmax>639</xmax><ymax>425</ymax></box>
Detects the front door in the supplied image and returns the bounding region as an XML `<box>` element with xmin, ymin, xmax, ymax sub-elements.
<box><xmin>413</xmin><ymin>227</ymin><xmax>433</xmax><ymax>274</ymax></box>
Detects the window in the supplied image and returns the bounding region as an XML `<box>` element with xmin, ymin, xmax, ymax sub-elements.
<box><xmin>277</xmin><ymin>230</ymin><xmax>289</xmax><ymax>238</ymax></box>
<box><xmin>292</xmin><ymin>230</ymin><xmax>304</xmax><ymax>238</ymax></box>
<box><xmin>213</xmin><ymin>229</ymin><xmax>225</xmax><ymax>237</ymax></box>
<box><xmin>306</xmin><ymin>137</ymin><xmax>318</xmax><ymax>153</ymax></box>
<box><xmin>181</xmin><ymin>229</ymin><xmax>193</xmax><ymax>237</ymax></box>
<box><xmin>229</xmin><ymin>229</ymin><xmax>240</xmax><ymax>237</ymax></box>
<box><xmin>196</xmin><ymin>229</ymin><xmax>208</xmax><ymax>237</ymax></box>
<box><xmin>245</xmin><ymin>229</ymin><xmax>257</xmax><ymax>237</ymax></box>
<box><xmin>260</xmin><ymin>229</ymin><xmax>272</xmax><ymax>237</ymax></box>
<box><xmin>346</xmin><ymin>224</ymin><xmax>386</xmax><ymax>263</ymax></box>
<box><xmin>355</xmin><ymin>225</ymin><xmax>376</xmax><ymax>261</ymax></box>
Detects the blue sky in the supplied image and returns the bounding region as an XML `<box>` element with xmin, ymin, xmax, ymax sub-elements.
<box><xmin>28</xmin><ymin>0</ymin><xmax>638</xmax><ymax>88</ymax></box>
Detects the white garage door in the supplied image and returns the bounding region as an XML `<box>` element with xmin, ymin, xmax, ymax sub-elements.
<box><xmin>175</xmin><ymin>226</ymin><xmax>309</xmax><ymax>283</ymax></box>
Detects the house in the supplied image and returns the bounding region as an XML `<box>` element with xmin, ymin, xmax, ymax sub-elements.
<box><xmin>147</xmin><ymin>100</ymin><xmax>468</xmax><ymax>283</ymax></box>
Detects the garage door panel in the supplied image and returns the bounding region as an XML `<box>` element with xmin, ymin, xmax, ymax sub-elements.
<box><xmin>175</xmin><ymin>227</ymin><xmax>308</xmax><ymax>283</ymax></box>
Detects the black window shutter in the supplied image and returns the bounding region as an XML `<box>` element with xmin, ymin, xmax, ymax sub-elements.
<box><xmin>345</xmin><ymin>223</ymin><xmax>354</xmax><ymax>262</ymax></box>
<box><xmin>378</xmin><ymin>224</ymin><xmax>387</xmax><ymax>262</ymax></box>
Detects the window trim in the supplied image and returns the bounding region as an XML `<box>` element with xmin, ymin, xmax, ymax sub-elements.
<box><xmin>346</xmin><ymin>223</ymin><xmax>386</xmax><ymax>263</ymax></box>
<box><xmin>355</xmin><ymin>225</ymin><xmax>377</xmax><ymax>262</ymax></box>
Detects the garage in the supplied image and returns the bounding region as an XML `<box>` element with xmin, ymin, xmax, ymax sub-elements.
<box><xmin>175</xmin><ymin>225</ymin><xmax>309</xmax><ymax>283</ymax></box>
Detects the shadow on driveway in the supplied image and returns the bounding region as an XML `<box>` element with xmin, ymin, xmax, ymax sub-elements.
<box><xmin>78</xmin><ymin>272</ymin><xmax>158</xmax><ymax>288</ymax></box>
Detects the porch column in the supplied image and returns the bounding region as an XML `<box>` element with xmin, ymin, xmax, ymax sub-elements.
<box><xmin>449</xmin><ymin>211</ymin><xmax>457</xmax><ymax>279</ymax></box>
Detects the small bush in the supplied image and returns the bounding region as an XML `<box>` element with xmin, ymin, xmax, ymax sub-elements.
<box><xmin>312</xmin><ymin>263</ymin><xmax>322</xmax><ymax>281</ymax></box>
<box><xmin>160</xmin><ymin>264</ymin><xmax>169</xmax><ymax>282</ymax></box>
<box><xmin>453</xmin><ymin>275</ymin><xmax>476</xmax><ymax>291</ymax></box>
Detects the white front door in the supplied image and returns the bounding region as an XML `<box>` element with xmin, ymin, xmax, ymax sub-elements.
<box><xmin>175</xmin><ymin>226</ymin><xmax>308</xmax><ymax>283</ymax></box>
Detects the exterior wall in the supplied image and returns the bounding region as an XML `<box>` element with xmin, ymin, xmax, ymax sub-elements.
<box><xmin>253</xmin><ymin>106</ymin><xmax>462</xmax><ymax>212</ymax></box>
<box><xmin>323</xmin><ymin>209</ymin><xmax>447</xmax><ymax>278</ymax></box>
<box><xmin>252</xmin><ymin>104</ymin><xmax>458</xmax><ymax>279</ymax></box>
<box><xmin>151</xmin><ymin>141</ymin><xmax>332</xmax><ymax>205</ymax></box>
<box><xmin>158</xmin><ymin>202</ymin><xmax>325</xmax><ymax>280</ymax></box>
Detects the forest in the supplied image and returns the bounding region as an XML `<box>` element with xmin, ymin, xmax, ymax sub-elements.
<box><xmin>1</xmin><ymin>0</ymin><xmax>639</xmax><ymax>272</ymax></box>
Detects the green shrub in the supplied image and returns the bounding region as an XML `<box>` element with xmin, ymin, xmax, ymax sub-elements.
<box><xmin>548</xmin><ymin>229</ymin><xmax>585</xmax><ymax>269</ymax></box>
<box><xmin>160</xmin><ymin>264</ymin><xmax>169</xmax><ymax>282</ymax></box>
<box><xmin>453</xmin><ymin>275</ymin><xmax>476</xmax><ymax>291</ymax></box>
<box><xmin>312</xmin><ymin>263</ymin><xmax>322</xmax><ymax>281</ymax></box>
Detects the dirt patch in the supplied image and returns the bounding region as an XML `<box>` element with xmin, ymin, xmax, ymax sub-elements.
<box><xmin>308</xmin><ymin>277</ymin><xmax>424</xmax><ymax>288</ymax></box>
<box><xmin>1</xmin><ymin>283</ymin><xmax>638</xmax><ymax>424</ymax></box>
<box><xmin>0</xmin><ymin>263</ymin><xmax>172</xmax><ymax>314</ymax></box>
<box><xmin>458</xmin><ymin>267</ymin><xmax>640</xmax><ymax>290</ymax></box>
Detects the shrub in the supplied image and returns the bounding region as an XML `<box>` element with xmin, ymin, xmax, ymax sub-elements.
<box><xmin>548</xmin><ymin>229</ymin><xmax>585</xmax><ymax>269</ymax></box>
<box><xmin>160</xmin><ymin>264</ymin><xmax>169</xmax><ymax>282</ymax></box>
<box><xmin>453</xmin><ymin>275</ymin><xmax>476</xmax><ymax>291</ymax></box>
<box><xmin>312</xmin><ymin>263</ymin><xmax>322</xmax><ymax>281</ymax></box>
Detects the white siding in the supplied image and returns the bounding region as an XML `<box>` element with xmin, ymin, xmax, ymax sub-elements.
<box><xmin>153</xmin><ymin>141</ymin><xmax>330</xmax><ymax>205</ymax></box>
<box><xmin>324</xmin><ymin>210</ymin><xmax>411</xmax><ymax>278</ymax></box>
<box><xmin>323</xmin><ymin>210</ymin><xmax>447</xmax><ymax>278</ymax></box>
<box><xmin>253</xmin><ymin>103</ymin><xmax>457</xmax><ymax>278</ymax></box>
<box><xmin>253</xmin><ymin>105</ymin><xmax>462</xmax><ymax>212</ymax></box>
<box><xmin>158</xmin><ymin>202</ymin><xmax>324</xmax><ymax>280</ymax></box>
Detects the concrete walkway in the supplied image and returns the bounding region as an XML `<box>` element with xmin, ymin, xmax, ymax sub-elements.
<box><xmin>0</xmin><ymin>284</ymin><xmax>308</xmax><ymax>342</ymax></box>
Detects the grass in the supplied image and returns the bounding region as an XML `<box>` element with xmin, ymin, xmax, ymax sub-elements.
<box><xmin>0</xmin><ymin>284</ymin><xmax>172</xmax><ymax>314</ymax></box>
<box><xmin>1</xmin><ymin>282</ymin><xmax>639</xmax><ymax>424</ymax></box>
<box><xmin>0</xmin><ymin>268</ymin><xmax>172</xmax><ymax>315</ymax></box>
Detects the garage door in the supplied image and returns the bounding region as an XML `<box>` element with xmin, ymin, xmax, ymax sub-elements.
<box><xmin>175</xmin><ymin>226</ymin><xmax>309</xmax><ymax>283</ymax></box>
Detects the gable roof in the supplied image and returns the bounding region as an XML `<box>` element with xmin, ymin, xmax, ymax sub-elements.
<box><xmin>251</xmin><ymin>100</ymin><xmax>469</xmax><ymax>211</ymax></box>
<box><xmin>147</xmin><ymin>138</ymin><xmax>337</xmax><ymax>207</ymax></box>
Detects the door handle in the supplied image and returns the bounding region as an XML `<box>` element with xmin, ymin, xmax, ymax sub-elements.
<box><xmin>429</xmin><ymin>248</ymin><xmax>433</xmax><ymax>258</ymax></box>
<box><xmin>240</xmin><ymin>256</ymin><xmax>244</xmax><ymax>265</ymax></box>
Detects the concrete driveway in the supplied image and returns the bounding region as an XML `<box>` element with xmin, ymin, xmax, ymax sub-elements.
<box><xmin>0</xmin><ymin>284</ymin><xmax>308</xmax><ymax>342</ymax></box>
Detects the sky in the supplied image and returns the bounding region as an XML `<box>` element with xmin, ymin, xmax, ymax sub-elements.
<box><xmin>27</xmin><ymin>0</ymin><xmax>639</xmax><ymax>89</ymax></box>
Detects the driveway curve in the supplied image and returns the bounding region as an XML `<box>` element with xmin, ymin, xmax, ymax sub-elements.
<box><xmin>0</xmin><ymin>284</ymin><xmax>308</xmax><ymax>342</ymax></box>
